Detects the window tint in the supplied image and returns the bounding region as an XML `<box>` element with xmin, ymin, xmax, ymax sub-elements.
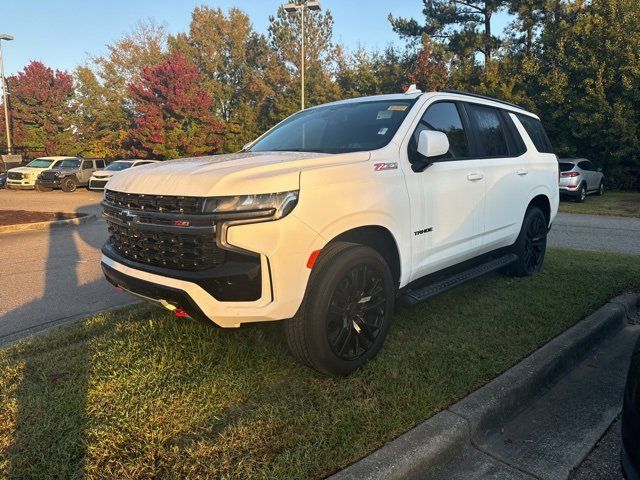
<box><xmin>82</xmin><ymin>161</ymin><xmax>92</xmax><ymax>170</ymax></box>
<box><xmin>559</xmin><ymin>162</ymin><xmax>574</xmax><ymax>172</ymax></box>
<box><xmin>250</xmin><ymin>100</ymin><xmax>415</xmax><ymax>154</ymax></box>
<box><xmin>578</xmin><ymin>160</ymin><xmax>595</xmax><ymax>171</ymax></box>
<box><xmin>96</xmin><ymin>160</ymin><xmax>105</xmax><ymax>168</ymax></box>
<box><xmin>516</xmin><ymin>114</ymin><xmax>554</xmax><ymax>153</ymax></box>
<box><xmin>465</xmin><ymin>103</ymin><xmax>509</xmax><ymax>157</ymax></box>
<box><xmin>411</xmin><ymin>102</ymin><xmax>469</xmax><ymax>160</ymax></box>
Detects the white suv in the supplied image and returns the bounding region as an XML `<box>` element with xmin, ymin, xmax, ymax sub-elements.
<box><xmin>101</xmin><ymin>89</ymin><xmax>559</xmax><ymax>376</ymax></box>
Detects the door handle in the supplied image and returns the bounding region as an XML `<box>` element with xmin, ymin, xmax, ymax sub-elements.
<box><xmin>467</xmin><ymin>172</ymin><xmax>484</xmax><ymax>181</ymax></box>
<box><xmin>517</xmin><ymin>169</ymin><xmax>528</xmax><ymax>176</ymax></box>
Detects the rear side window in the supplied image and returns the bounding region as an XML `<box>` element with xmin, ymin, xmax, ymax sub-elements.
<box><xmin>578</xmin><ymin>160</ymin><xmax>595</xmax><ymax>171</ymax></box>
<box><xmin>559</xmin><ymin>162</ymin><xmax>574</xmax><ymax>172</ymax></box>
<box><xmin>516</xmin><ymin>114</ymin><xmax>554</xmax><ymax>153</ymax></box>
<box><xmin>411</xmin><ymin>102</ymin><xmax>470</xmax><ymax>159</ymax></box>
<box><xmin>465</xmin><ymin>103</ymin><xmax>509</xmax><ymax>157</ymax></box>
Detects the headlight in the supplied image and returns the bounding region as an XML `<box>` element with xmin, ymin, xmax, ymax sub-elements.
<box><xmin>202</xmin><ymin>191</ymin><xmax>299</xmax><ymax>219</ymax></box>
<box><xmin>55</xmin><ymin>172</ymin><xmax>65</xmax><ymax>178</ymax></box>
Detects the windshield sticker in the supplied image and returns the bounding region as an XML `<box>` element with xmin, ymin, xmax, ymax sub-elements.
<box><xmin>377</xmin><ymin>127</ymin><xmax>389</xmax><ymax>135</ymax></box>
<box><xmin>388</xmin><ymin>105</ymin><xmax>408</xmax><ymax>111</ymax></box>
<box><xmin>376</xmin><ymin>110</ymin><xmax>393</xmax><ymax>120</ymax></box>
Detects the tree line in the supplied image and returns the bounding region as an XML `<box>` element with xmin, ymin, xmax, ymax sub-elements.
<box><xmin>0</xmin><ymin>0</ymin><xmax>638</xmax><ymax>189</ymax></box>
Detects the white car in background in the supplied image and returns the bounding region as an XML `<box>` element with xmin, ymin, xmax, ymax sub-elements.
<box><xmin>88</xmin><ymin>159</ymin><xmax>159</xmax><ymax>191</ymax></box>
<box><xmin>6</xmin><ymin>156</ymin><xmax>76</xmax><ymax>189</ymax></box>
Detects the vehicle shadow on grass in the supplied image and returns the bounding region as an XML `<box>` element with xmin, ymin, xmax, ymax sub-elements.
<box><xmin>2</xmin><ymin>206</ymin><xmax>98</xmax><ymax>479</ymax></box>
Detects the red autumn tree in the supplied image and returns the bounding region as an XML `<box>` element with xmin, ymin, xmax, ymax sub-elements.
<box><xmin>128</xmin><ymin>52</ymin><xmax>224</xmax><ymax>159</ymax></box>
<box><xmin>408</xmin><ymin>37</ymin><xmax>449</xmax><ymax>93</ymax></box>
<box><xmin>1</xmin><ymin>61</ymin><xmax>77</xmax><ymax>155</ymax></box>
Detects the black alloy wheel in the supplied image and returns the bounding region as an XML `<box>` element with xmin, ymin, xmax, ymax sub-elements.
<box><xmin>326</xmin><ymin>264</ymin><xmax>387</xmax><ymax>361</ymax></box>
<box><xmin>522</xmin><ymin>211</ymin><xmax>547</xmax><ymax>274</ymax></box>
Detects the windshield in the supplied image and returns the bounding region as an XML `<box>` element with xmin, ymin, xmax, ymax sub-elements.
<box><xmin>105</xmin><ymin>161</ymin><xmax>133</xmax><ymax>171</ymax></box>
<box><xmin>559</xmin><ymin>162</ymin><xmax>574</xmax><ymax>172</ymax></box>
<box><xmin>60</xmin><ymin>159</ymin><xmax>80</xmax><ymax>169</ymax></box>
<box><xmin>26</xmin><ymin>158</ymin><xmax>54</xmax><ymax>168</ymax></box>
<box><xmin>249</xmin><ymin>99</ymin><xmax>416</xmax><ymax>154</ymax></box>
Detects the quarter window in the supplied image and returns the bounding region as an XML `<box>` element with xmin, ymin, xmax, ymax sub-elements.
<box><xmin>411</xmin><ymin>102</ymin><xmax>469</xmax><ymax>160</ymax></box>
<box><xmin>465</xmin><ymin>103</ymin><xmax>509</xmax><ymax>157</ymax></box>
<box><xmin>516</xmin><ymin>114</ymin><xmax>554</xmax><ymax>153</ymax></box>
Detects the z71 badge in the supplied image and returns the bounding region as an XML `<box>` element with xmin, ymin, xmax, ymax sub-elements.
<box><xmin>373</xmin><ymin>162</ymin><xmax>398</xmax><ymax>171</ymax></box>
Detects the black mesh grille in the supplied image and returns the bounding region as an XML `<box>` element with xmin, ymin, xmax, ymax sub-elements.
<box><xmin>7</xmin><ymin>172</ymin><xmax>22</xmax><ymax>180</ymax></box>
<box><xmin>105</xmin><ymin>190</ymin><xmax>204</xmax><ymax>214</ymax></box>
<box><xmin>40</xmin><ymin>171</ymin><xmax>57</xmax><ymax>180</ymax></box>
<box><xmin>107</xmin><ymin>221</ymin><xmax>225</xmax><ymax>271</ymax></box>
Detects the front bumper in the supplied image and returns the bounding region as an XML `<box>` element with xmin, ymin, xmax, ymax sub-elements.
<box><xmin>101</xmin><ymin>211</ymin><xmax>323</xmax><ymax>328</ymax></box>
<box><xmin>36</xmin><ymin>178</ymin><xmax>64</xmax><ymax>188</ymax></box>
<box><xmin>89</xmin><ymin>178</ymin><xmax>108</xmax><ymax>190</ymax></box>
<box><xmin>6</xmin><ymin>179</ymin><xmax>36</xmax><ymax>189</ymax></box>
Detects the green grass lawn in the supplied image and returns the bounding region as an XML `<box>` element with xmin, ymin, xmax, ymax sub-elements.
<box><xmin>1</xmin><ymin>249</ymin><xmax>640</xmax><ymax>479</ymax></box>
<box><xmin>559</xmin><ymin>191</ymin><xmax>640</xmax><ymax>217</ymax></box>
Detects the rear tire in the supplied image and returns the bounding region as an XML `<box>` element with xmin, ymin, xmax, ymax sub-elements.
<box><xmin>285</xmin><ymin>242</ymin><xmax>395</xmax><ymax>376</ymax></box>
<box><xmin>575</xmin><ymin>184</ymin><xmax>587</xmax><ymax>203</ymax></box>
<box><xmin>61</xmin><ymin>177</ymin><xmax>77</xmax><ymax>192</ymax></box>
<box><xmin>508</xmin><ymin>207</ymin><xmax>548</xmax><ymax>277</ymax></box>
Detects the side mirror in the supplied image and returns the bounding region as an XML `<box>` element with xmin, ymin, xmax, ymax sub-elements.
<box><xmin>597</xmin><ymin>167</ymin><xmax>603</xmax><ymax>173</ymax></box>
<box><xmin>417</xmin><ymin>130</ymin><xmax>449</xmax><ymax>159</ymax></box>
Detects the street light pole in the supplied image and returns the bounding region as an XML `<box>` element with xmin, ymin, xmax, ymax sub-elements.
<box><xmin>0</xmin><ymin>34</ymin><xmax>14</xmax><ymax>155</ymax></box>
<box><xmin>282</xmin><ymin>1</ymin><xmax>321</xmax><ymax>110</ymax></box>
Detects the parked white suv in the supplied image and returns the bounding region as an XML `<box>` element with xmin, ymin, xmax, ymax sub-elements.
<box><xmin>88</xmin><ymin>159</ymin><xmax>159</xmax><ymax>191</ymax></box>
<box><xmin>101</xmin><ymin>89</ymin><xmax>559</xmax><ymax>375</ymax></box>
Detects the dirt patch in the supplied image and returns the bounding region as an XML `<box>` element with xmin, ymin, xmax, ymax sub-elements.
<box><xmin>0</xmin><ymin>210</ymin><xmax>84</xmax><ymax>226</ymax></box>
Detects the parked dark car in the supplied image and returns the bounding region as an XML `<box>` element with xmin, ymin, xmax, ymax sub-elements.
<box><xmin>622</xmin><ymin>335</ymin><xmax>640</xmax><ymax>480</ymax></box>
<box><xmin>0</xmin><ymin>172</ymin><xmax>6</xmax><ymax>188</ymax></box>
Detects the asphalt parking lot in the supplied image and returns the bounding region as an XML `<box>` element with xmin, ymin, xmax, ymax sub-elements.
<box><xmin>0</xmin><ymin>188</ymin><xmax>132</xmax><ymax>345</ymax></box>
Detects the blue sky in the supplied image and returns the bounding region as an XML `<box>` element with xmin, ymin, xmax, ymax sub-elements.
<box><xmin>1</xmin><ymin>1</ymin><xmax>511</xmax><ymax>75</ymax></box>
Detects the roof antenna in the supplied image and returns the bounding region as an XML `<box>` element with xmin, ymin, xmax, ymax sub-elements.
<box><xmin>405</xmin><ymin>84</ymin><xmax>422</xmax><ymax>94</ymax></box>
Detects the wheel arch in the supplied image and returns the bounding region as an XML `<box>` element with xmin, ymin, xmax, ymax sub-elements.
<box><xmin>326</xmin><ymin>225</ymin><xmax>402</xmax><ymax>289</ymax></box>
<box><xmin>527</xmin><ymin>193</ymin><xmax>551</xmax><ymax>226</ymax></box>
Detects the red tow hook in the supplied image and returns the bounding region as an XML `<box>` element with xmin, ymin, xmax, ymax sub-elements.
<box><xmin>115</xmin><ymin>286</ymin><xmax>123</xmax><ymax>292</ymax></box>
<box><xmin>174</xmin><ymin>308</ymin><xmax>190</xmax><ymax>318</ymax></box>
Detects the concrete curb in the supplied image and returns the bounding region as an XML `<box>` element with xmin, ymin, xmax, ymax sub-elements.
<box><xmin>330</xmin><ymin>294</ymin><xmax>639</xmax><ymax>480</ymax></box>
<box><xmin>0</xmin><ymin>213</ymin><xmax>95</xmax><ymax>235</ymax></box>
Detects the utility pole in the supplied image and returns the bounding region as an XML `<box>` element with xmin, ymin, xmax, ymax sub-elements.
<box><xmin>0</xmin><ymin>34</ymin><xmax>14</xmax><ymax>154</ymax></box>
<box><xmin>282</xmin><ymin>1</ymin><xmax>321</xmax><ymax>110</ymax></box>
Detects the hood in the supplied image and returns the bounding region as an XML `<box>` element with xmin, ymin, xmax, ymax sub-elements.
<box><xmin>8</xmin><ymin>166</ymin><xmax>42</xmax><ymax>174</ymax></box>
<box><xmin>92</xmin><ymin>171</ymin><xmax>115</xmax><ymax>179</ymax></box>
<box><xmin>106</xmin><ymin>151</ymin><xmax>370</xmax><ymax>196</ymax></box>
<box><xmin>45</xmin><ymin>168</ymin><xmax>79</xmax><ymax>175</ymax></box>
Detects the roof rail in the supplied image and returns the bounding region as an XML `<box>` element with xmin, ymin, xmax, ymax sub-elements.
<box><xmin>439</xmin><ymin>89</ymin><xmax>524</xmax><ymax>110</ymax></box>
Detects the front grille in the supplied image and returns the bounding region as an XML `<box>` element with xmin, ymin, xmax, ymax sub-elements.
<box><xmin>105</xmin><ymin>190</ymin><xmax>204</xmax><ymax>214</ymax></box>
<box><xmin>40</xmin><ymin>171</ymin><xmax>57</xmax><ymax>180</ymax></box>
<box><xmin>8</xmin><ymin>172</ymin><xmax>23</xmax><ymax>180</ymax></box>
<box><xmin>107</xmin><ymin>221</ymin><xmax>225</xmax><ymax>271</ymax></box>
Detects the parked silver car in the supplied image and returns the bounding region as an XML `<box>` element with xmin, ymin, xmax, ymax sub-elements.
<box><xmin>558</xmin><ymin>158</ymin><xmax>605</xmax><ymax>202</ymax></box>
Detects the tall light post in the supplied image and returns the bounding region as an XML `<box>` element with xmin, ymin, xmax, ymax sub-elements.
<box><xmin>282</xmin><ymin>1</ymin><xmax>321</xmax><ymax>110</ymax></box>
<box><xmin>0</xmin><ymin>34</ymin><xmax>14</xmax><ymax>155</ymax></box>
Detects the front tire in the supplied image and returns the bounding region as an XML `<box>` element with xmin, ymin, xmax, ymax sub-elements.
<box><xmin>35</xmin><ymin>184</ymin><xmax>52</xmax><ymax>192</ymax></box>
<box><xmin>61</xmin><ymin>177</ymin><xmax>77</xmax><ymax>192</ymax></box>
<box><xmin>575</xmin><ymin>184</ymin><xmax>587</xmax><ymax>203</ymax></box>
<box><xmin>509</xmin><ymin>207</ymin><xmax>548</xmax><ymax>277</ymax></box>
<box><xmin>285</xmin><ymin>242</ymin><xmax>395</xmax><ymax>376</ymax></box>
<box><xmin>596</xmin><ymin>181</ymin><xmax>604</xmax><ymax>196</ymax></box>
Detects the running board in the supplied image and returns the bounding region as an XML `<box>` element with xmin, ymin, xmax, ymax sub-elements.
<box><xmin>400</xmin><ymin>253</ymin><xmax>518</xmax><ymax>307</ymax></box>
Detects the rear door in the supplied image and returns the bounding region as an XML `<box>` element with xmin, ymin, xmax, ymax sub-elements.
<box><xmin>80</xmin><ymin>160</ymin><xmax>94</xmax><ymax>183</ymax></box>
<box><xmin>462</xmin><ymin>102</ymin><xmax>530</xmax><ymax>251</ymax></box>
<box><xmin>401</xmin><ymin>100</ymin><xmax>485</xmax><ymax>278</ymax></box>
<box><xmin>579</xmin><ymin>160</ymin><xmax>597</xmax><ymax>190</ymax></box>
